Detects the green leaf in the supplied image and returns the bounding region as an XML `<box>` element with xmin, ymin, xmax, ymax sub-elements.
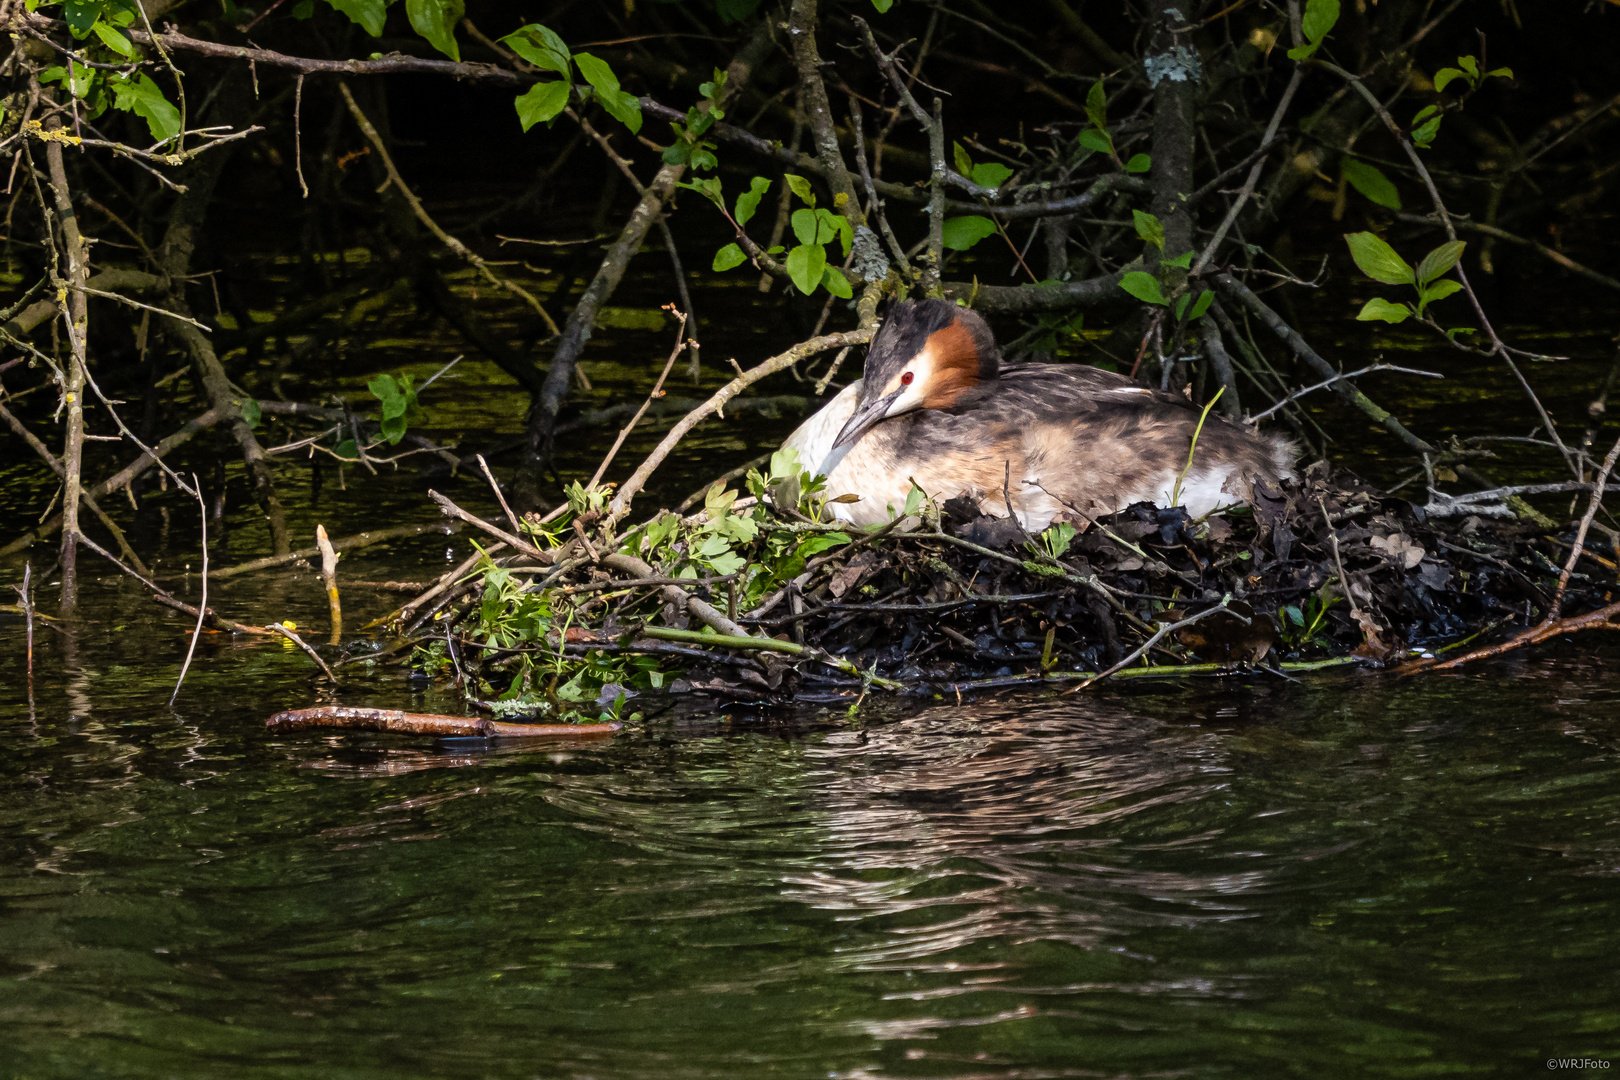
<box><xmin>1415</xmin><ymin>240</ymin><xmax>1466</xmax><ymax>285</ymax></box>
<box><xmin>784</xmin><ymin>173</ymin><xmax>816</xmax><ymax>206</ymax></box>
<box><xmin>1423</xmin><ymin>278</ymin><xmax>1465</xmax><ymax>302</ymax></box>
<box><xmin>734</xmin><ymin>176</ymin><xmax>771</xmax><ymax>225</ymax></box>
<box><xmin>406</xmin><ymin>0</ymin><xmax>463</xmax><ymax>60</ymax></box>
<box><xmin>334</xmin><ymin>438</ymin><xmax>360</xmax><ymax>461</ymax></box>
<box><xmin>92</xmin><ymin>22</ymin><xmax>134</xmax><ymax>58</ymax></box>
<box><xmin>797</xmin><ymin>533</ymin><xmax>848</xmax><ymax>558</ymax></box>
<box><xmin>1301</xmin><ymin>0</ymin><xmax>1339</xmax><ymax>44</ymax></box>
<box><xmin>1433</xmin><ymin>67</ymin><xmax>1466</xmax><ymax>94</ymax></box>
<box><xmin>1412</xmin><ymin>104</ymin><xmax>1439</xmax><ymax>124</ymax></box>
<box><xmin>1344</xmin><ymin>231</ymin><xmax>1414</xmax><ymax>285</ymax></box>
<box><xmin>1456</xmin><ymin>55</ymin><xmax>1479</xmax><ymax>79</ymax></box>
<box><xmin>325</xmin><ymin>0</ymin><xmax>387</xmax><ymax>36</ymax></box>
<box><xmin>1285</xmin><ymin>41</ymin><xmax>1319</xmax><ymax>62</ymax></box>
<box><xmin>575</xmin><ymin>53</ymin><xmax>642</xmax><ymax>134</ymax></box>
<box><xmin>61</xmin><ymin>0</ymin><xmax>102</xmax><ymax>35</ymax></box>
<box><xmin>1341</xmin><ymin>157</ymin><xmax>1401</xmax><ymax>210</ymax></box>
<box><xmin>1418</xmin><ymin>278</ymin><xmax>1464</xmax><ymax>309</ymax></box>
<box><xmin>870</xmin><ymin>0</ymin><xmax>893</xmax><ymax>11</ymax></box>
<box><xmin>1174</xmin><ymin>293</ymin><xmax>1191</xmax><ymax>320</ymax></box>
<box><xmin>676</xmin><ymin>176</ymin><xmax>723</xmax><ymax>208</ymax></box>
<box><xmin>953</xmin><ymin>140</ymin><xmax>974</xmax><ymax>179</ymax></box>
<box><xmin>367</xmin><ymin>372</ymin><xmax>399</xmax><ymax>403</ymax></box>
<box><xmin>514</xmin><ymin>82</ymin><xmax>570</xmax><ymax>131</ymax></box>
<box><xmin>109</xmin><ymin>73</ymin><xmax>181</xmax><ymax>144</ymax></box>
<box><xmin>381</xmin><ymin>413</ymin><xmax>407</xmax><ymax>444</ymax></box>
<box><xmin>1119</xmin><ymin>271</ymin><xmax>1168</xmax><ymax>306</ymax></box>
<box><xmin>1163</xmin><ymin>251</ymin><xmax>1193</xmax><ymax>269</ymax></box>
<box><xmin>1411</xmin><ymin>115</ymin><xmax>1443</xmax><ymax>148</ymax></box>
<box><xmin>1077</xmin><ymin>127</ymin><xmax>1112</xmax><ymax>155</ymax></box>
<box><xmin>1188</xmin><ymin>289</ymin><xmax>1215</xmax><ymax>321</ymax></box>
<box><xmin>818</xmin><ymin>209</ymin><xmax>854</xmax><ymax>256</ymax></box>
<box><xmin>500</xmin><ymin>24</ymin><xmax>571</xmax><ymax>78</ymax></box>
<box><xmin>1085</xmin><ymin>81</ymin><xmax>1107</xmax><ymax>131</ymax></box>
<box><xmin>1355</xmin><ymin>297</ymin><xmax>1412</xmax><ymax>323</ymax></box>
<box><xmin>240</xmin><ymin>398</ymin><xmax>261</xmax><ymax>429</ymax></box>
<box><xmin>940</xmin><ymin>215</ymin><xmax>998</xmax><ymax>251</ymax></box>
<box><xmin>664</xmin><ymin>141</ymin><xmax>693</xmax><ymax>169</ymax></box>
<box><xmin>1486</xmin><ymin>67</ymin><xmax>1513</xmax><ymax>80</ymax></box>
<box><xmin>791</xmin><ymin>207</ymin><xmax>818</xmax><ymax>246</ymax></box>
<box><xmin>1124</xmin><ymin>153</ymin><xmax>1151</xmax><ymax>173</ymax></box>
<box><xmin>293</xmin><ymin>0</ymin><xmax>315</xmax><ymax>18</ymax></box>
<box><xmin>903</xmin><ymin>483</ymin><xmax>925</xmax><ymax>518</ymax></box>
<box><xmin>970</xmin><ymin>162</ymin><xmax>1013</xmax><ymax>190</ymax></box>
<box><xmin>821</xmin><ymin>266</ymin><xmax>853</xmax><ymax>299</ymax></box>
<box><xmin>785</xmin><ymin>243</ymin><xmax>826</xmax><ymax>295</ymax></box>
<box><xmin>712</xmin><ymin>243</ymin><xmax>746</xmax><ymax>272</ymax></box>
<box><xmin>1133</xmin><ymin>209</ymin><xmax>1165</xmax><ymax>251</ymax></box>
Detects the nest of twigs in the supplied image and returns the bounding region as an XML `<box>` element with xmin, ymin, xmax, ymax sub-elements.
<box><xmin>384</xmin><ymin>459</ymin><xmax>1617</xmax><ymax>723</ymax></box>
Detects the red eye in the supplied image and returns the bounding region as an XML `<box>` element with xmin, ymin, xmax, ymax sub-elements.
<box><xmin>901</xmin><ymin>372</ymin><xmax>914</xmax><ymax>385</ymax></box>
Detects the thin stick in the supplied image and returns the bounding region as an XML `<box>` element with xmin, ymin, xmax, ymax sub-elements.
<box><xmin>1553</xmin><ymin>432</ymin><xmax>1620</xmax><ymax>617</ymax></box>
<box><xmin>71</xmin><ymin>284</ymin><xmax>212</xmax><ymax>330</ymax></box>
<box><xmin>636</xmin><ymin>625</ymin><xmax>906</xmax><ymax>690</ymax></box>
<box><xmin>293</xmin><ymin>73</ymin><xmax>308</xmax><ymax>198</ymax></box>
<box><xmin>72</xmin><ymin>529</ymin><xmax>163</xmax><ymax>591</ymax></box>
<box><xmin>814</xmin><ymin>346</ymin><xmax>853</xmax><ymax>396</ymax></box>
<box><xmin>206</xmin><ymin>523</ymin><xmax>442</xmax><ymax>579</ymax></box>
<box><xmin>1193</xmin><ymin>67</ymin><xmax>1302</xmax><ymax>274</ymax></box>
<box><xmin>656</xmin><ymin>223</ymin><xmax>700</xmax><ymax>378</ymax></box>
<box><xmin>429</xmin><ymin>491</ymin><xmax>548</xmax><ymax>561</ymax></box>
<box><xmin>315</xmin><ymin>524</ymin><xmax>342</xmax><ymax>640</ymax></box>
<box><xmin>267</xmin><ymin>622</ymin><xmax>337</xmax><ymax>682</ymax></box>
<box><xmin>170</xmin><ymin>475</ymin><xmax>207</xmax><ymax>707</ymax></box>
<box><xmin>1397</xmin><ymin>213</ymin><xmax>1620</xmax><ymax>295</ymax></box>
<box><xmin>337</xmin><ymin>82</ymin><xmax>560</xmax><ymax>335</ymax></box>
<box><xmin>607</xmin><ymin>328</ymin><xmax>873</xmax><ymax>520</ymax></box>
<box><xmin>476</xmin><ymin>454</ymin><xmax>524</xmax><ymax>538</ymax></box>
<box><xmin>1249</xmin><ymin>364</ymin><xmax>1443</xmax><ymax>422</ymax></box>
<box><xmin>1069</xmin><ymin>601</ymin><xmax>1238</xmax><ymax>691</ymax></box>
<box><xmin>1419</xmin><ymin>599</ymin><xmax>1620</xmax><ymax>672</ymax></box>
<box><xmin>364</xmin><ymin>544</ymin><xmax>505</xmax><ymax>631</ymax></box>
<box><xmin>13</xmin><ymin>562</ymin><xmax>33</xmax><ymax>685</ymax></box>
<box><xmin>588</xmin><ymin>312</ymin><xmax>687</xmax><ymax>490</ymax></box>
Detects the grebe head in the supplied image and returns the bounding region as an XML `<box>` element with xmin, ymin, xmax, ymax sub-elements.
<box><xmin>832</xmin><ymin>299</ymin><xmax>1000</xmax><ymax>450</ymax></box>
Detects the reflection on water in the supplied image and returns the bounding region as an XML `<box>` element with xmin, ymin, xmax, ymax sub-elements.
<box><xmin>3</xmin><ymin>180</ymin><xmax>1618</xmax><ymax>1078</ymax></box>
<box><xmin>5</xmin><ymin>591</ymin><xmax>1615</xmax><ymax>1079</ymax></box>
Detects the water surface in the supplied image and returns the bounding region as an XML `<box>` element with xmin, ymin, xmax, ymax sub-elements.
<box><xmin>3</xmin><ymin>581</ymin><xmax>1617</xmax><ymax>1077</ymax></box>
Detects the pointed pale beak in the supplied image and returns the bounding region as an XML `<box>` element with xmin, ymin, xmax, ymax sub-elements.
<box><xmin>832</xmin><ymin>389</ymin><xmax>902</xmax><ymax>450</ymax></box>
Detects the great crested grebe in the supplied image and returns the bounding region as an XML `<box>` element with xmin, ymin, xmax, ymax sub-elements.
<box><xmin>784</xmin><ymin>299</ymin><xmax>1294</xmax><ymax>530</ymax></box>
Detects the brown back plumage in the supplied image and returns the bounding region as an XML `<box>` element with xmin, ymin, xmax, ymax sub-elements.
<box><xmin>811</xmin><ymin>301</ymin><xmax>1294</xmax><ymax>527</ymax></box>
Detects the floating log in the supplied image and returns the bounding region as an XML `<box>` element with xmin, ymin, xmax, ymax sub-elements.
<box><xmin>265</xmin><ymin>705</ymin><xmax>621</xmax><ymax>738</ymax></box>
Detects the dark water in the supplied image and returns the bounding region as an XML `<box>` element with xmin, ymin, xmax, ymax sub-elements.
<box><xmin>3</xmin><ymin>567</ymin><xmax>1619</xmax><ymax>1077</ymax></box>
<box><xmin>5</xmin><ymin>211</ymin><xmax>1620</xmax><ymax>1076</ymax></box>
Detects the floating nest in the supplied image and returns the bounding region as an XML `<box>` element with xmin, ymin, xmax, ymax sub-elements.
<box><xmin>366</xmin><ymin>460</ymin><xmax>1616</xmax><ymax>725</ymax></box>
